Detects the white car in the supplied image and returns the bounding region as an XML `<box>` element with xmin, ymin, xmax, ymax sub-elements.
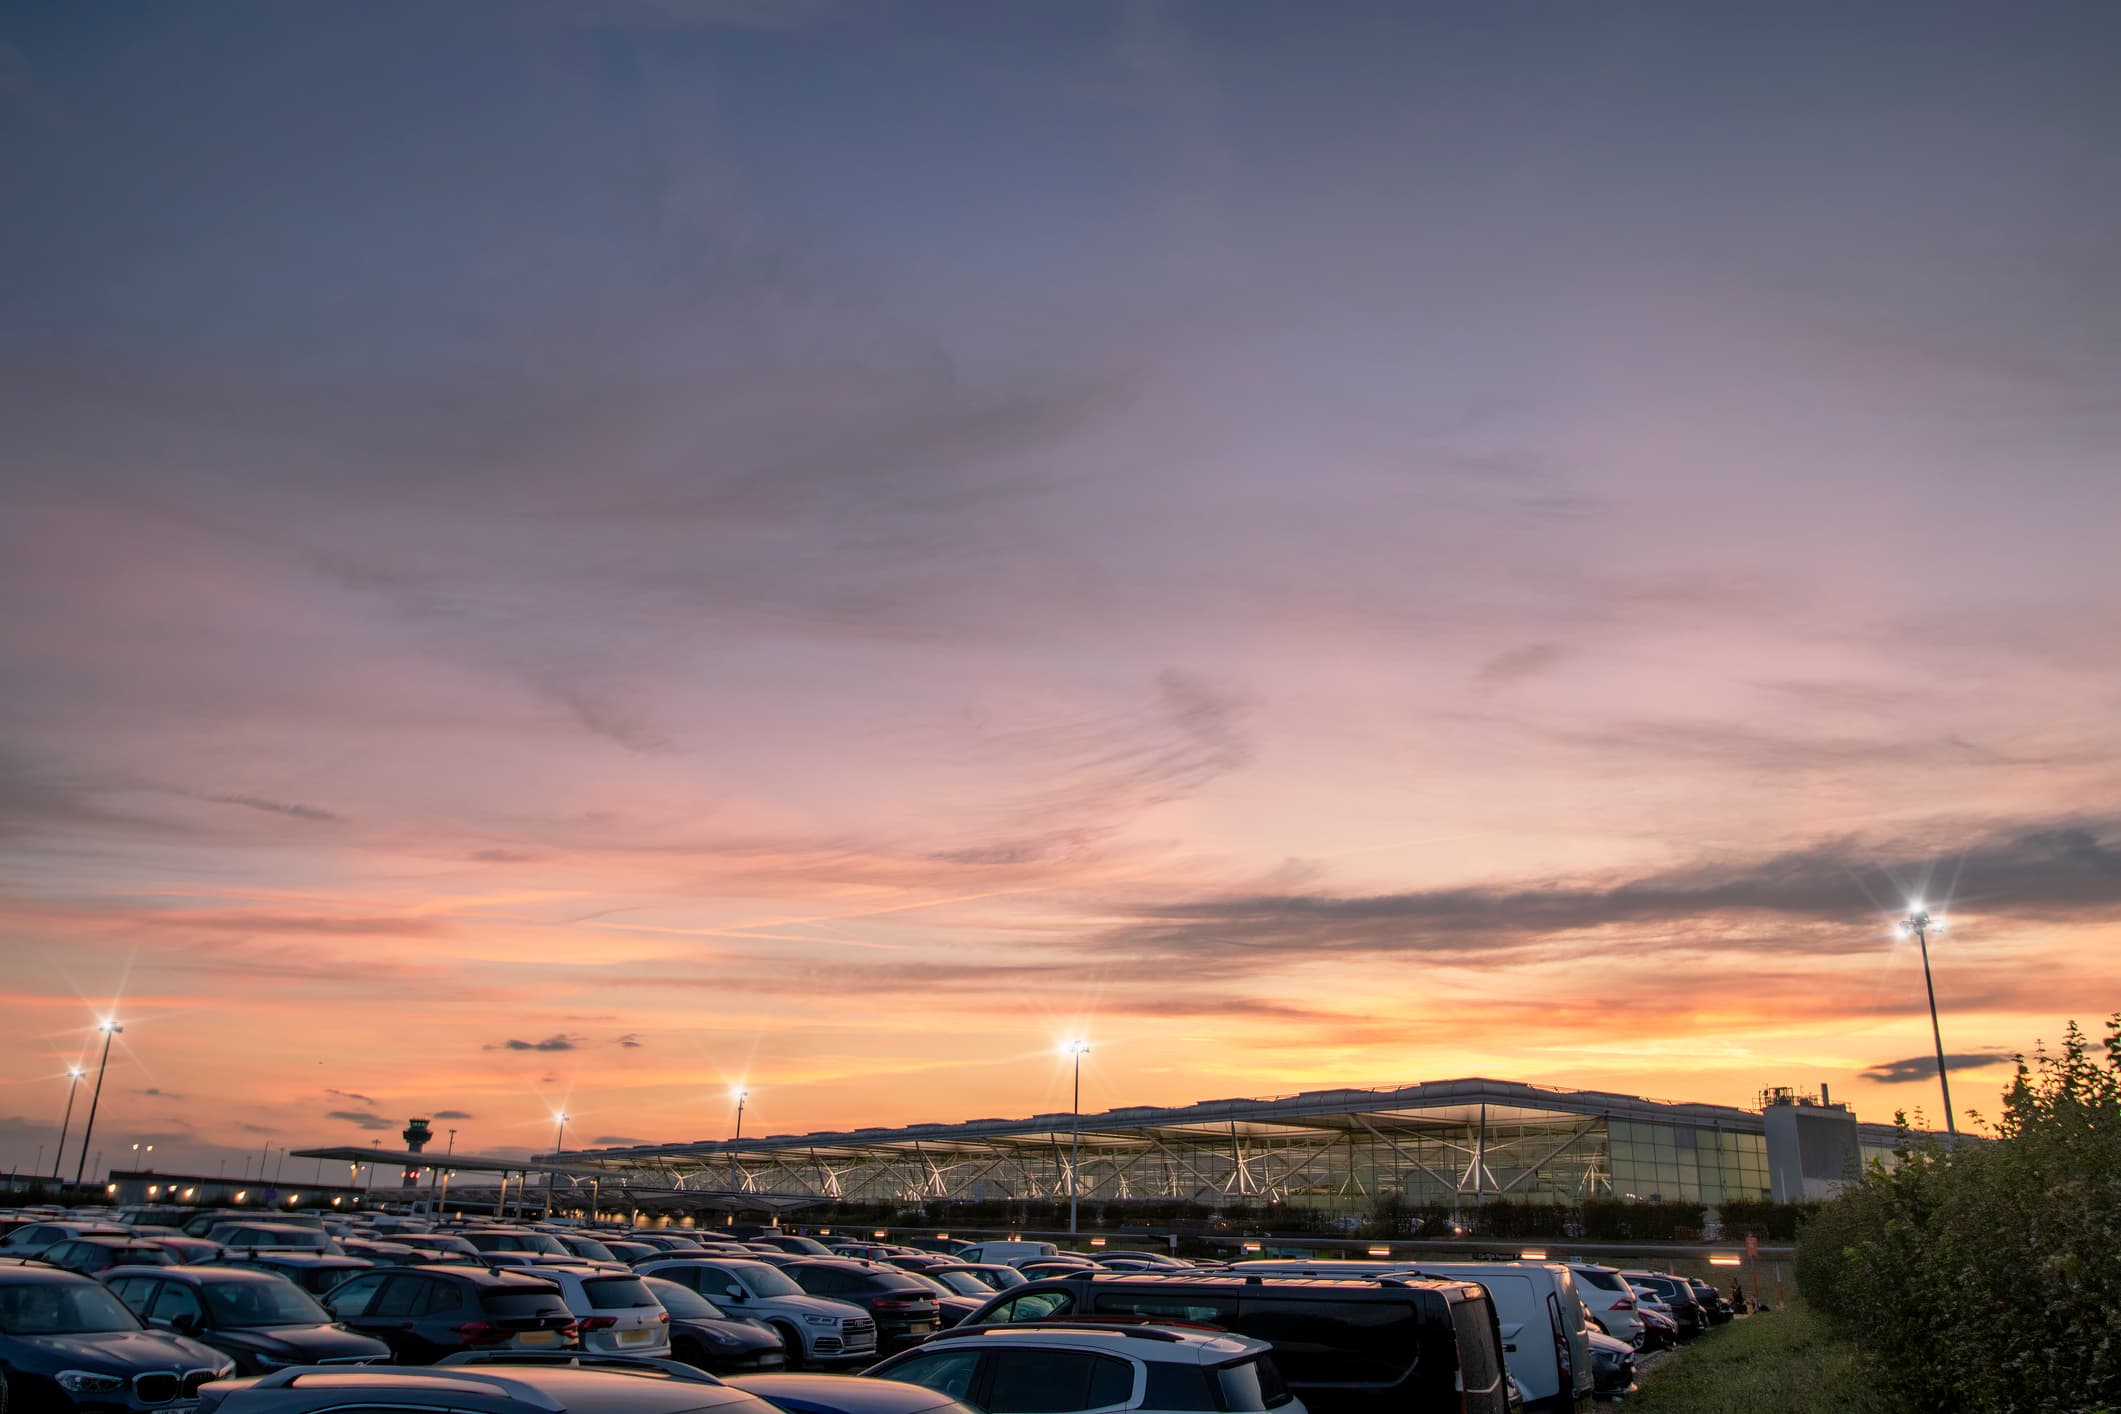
<box><xmin>1567</xmin><ymin>1264</ymin><xmax>1646</xmax><ymax>1347</ymax></box>
<box><xmin>532</xmin><ymin>1264</ymin><xmax>673</xmax><ymax>1357</ymax></box>
<box><xmin>953</xmin><ymin>1242</ymin><xmax>1059</xmax><ymax>1267</ymax></box>
<box><xmin>866</xmin><ymin>1322</ymin><xmax>1308</xmax><ymax>1414</ymax></box>
<box><xmin>638</xmin><ymin>1257</ymin><xmax>875</xmax><ymax>1366</ymax></box>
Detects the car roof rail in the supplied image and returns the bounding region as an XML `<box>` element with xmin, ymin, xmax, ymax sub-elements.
<box><xmin>950</xmin><ymin>1322</ymin><xmax>1189</xmax><ymax>1343</ymax></box>
<box><xmin>260</xmin><ymin>1370</ymin><xmax>566</xmax><ymax>1411</ymax></box>
<box><xmin>436</xmin><ymin>1352</ymin><xmax>724</xmax><ymax>1384</ymax></box>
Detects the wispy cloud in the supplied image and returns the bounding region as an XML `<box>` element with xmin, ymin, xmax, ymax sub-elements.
<box><xmin>494</xmin><ymin>1034</ymin><xmax>579</xmax><ymax>1053</ymax></box>
<box><xmin>325</xmin><ymin>1110</ymin><xmax>397</xmax><ymax>1131</ymax></box>
<box><xmin>432</xmin><ymin>1110</ymin><xmax>474</xmax><ymax>1120</ymax></box>
<box><xmin>205</xmin><ymin>793</ymin><xmax>344</xmax><ymax>824</ymax></box>
<box><xmin>1861</xmin><ymin>1052</ymin><xmax>2017</xmax><ymax>1085</ymax></box>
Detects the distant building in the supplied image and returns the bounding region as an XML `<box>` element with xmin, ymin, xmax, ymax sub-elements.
<box><xmin>561</xmin><ymin>1076</ymin><xmax>1925</xmax><ymax>1215</ymax></box>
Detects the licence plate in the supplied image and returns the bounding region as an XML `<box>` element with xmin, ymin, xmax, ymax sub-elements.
<box><xmin>907</xmin><ymin>1322</ymin><xmax>934</xmax><ymax>1334</ymax></box>
<box><xmin>621</xmin><ymin>1329</ymin><xmax>652</xmax><ymax>1345</ymax></box>
<box><xmin>518</xmin><ymin>1331</ymin><xmax>559</xmax><ymax>1346</ymax></box>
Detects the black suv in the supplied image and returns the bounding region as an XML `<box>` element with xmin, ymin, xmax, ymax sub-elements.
<box><xmin>223</xmin><ymin>1255</ymin><xmax>376</xmax><ymax>1297</ymax></box>
<box><xmin>778</xmin><ymin>1262</ymin><xmax>940</xmax><ymax>1352</ymax></box>
<box><xmin>192</xmin><ymin>1359</ymin><xmax>774</xmax><ymax>1414</ymax></box>
<box><xmin>319</xmin><ymin>1266</ymin><xmax>578</xmax><ymax>1363</ymax></box>
<box><xmin>0</xmin><ymin>1264</ymin><xmax>234</xmax><ymax>1414</ymax></box>
<box><xmin>961</xmin><ymin>1271</ymin><xmax>1510</xmax><ymax>1414</ymax></box>
<box><xmin>103</xmin><ymin>1265</ymin><xmax>390</xmax><ymax>1374</ymax></box>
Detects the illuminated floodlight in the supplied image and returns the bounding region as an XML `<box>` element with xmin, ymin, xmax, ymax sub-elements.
<box><xmin>1709</xmin><ymin>1256</ymin><xmax>1743</xmax><ymax>1266</ymax></box>
<box><xmin>1059</xmin><ymin>1039</ymin><xmax>1090</xmax><ymax>1057</ymax></box>
<box><xmin>1520</xmin><ymin>1249</ymin><xmax>1548</xmax><ymax>1261</ymax></box>
<box><xmin>1367</xmin><ymin>1246</ymin><xmax>1392</xmax><ymax>1256</ymax></box>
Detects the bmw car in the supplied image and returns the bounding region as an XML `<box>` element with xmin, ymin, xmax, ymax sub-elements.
<box><xmin>0</xmin><ymin>1265</ymin><xmax>233</xmax><ymax>1414</ymax></box>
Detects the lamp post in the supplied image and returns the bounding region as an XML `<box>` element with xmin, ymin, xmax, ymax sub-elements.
<box><xmin>729</xmin><ymin>1090</ymin><xmax>747</xmax><ymax>1191</ymax></box>
<box><xmin>549</xmin><ymin>1112</ymin><xmax>568</xmax><ymax>1217</ymax></box>
<box><xmin>52</xmin><ymin>1068</ymin><xmax>84</xmax><ymax>1181</ymax></box>
<box><xmin>73</xmin><ymin>1020</ymin><xmax>121</xmax><ymax>1187</ymax></box>
<box><xmin>1061</xmin><ymin>1041</ymin><xmax>1089</xmax><ymax>1235</ymax></box>
<box><xmin>1898</xmin><ymin>903</ymin><xmax>1957</xmax><ymax>1140</ymax></box>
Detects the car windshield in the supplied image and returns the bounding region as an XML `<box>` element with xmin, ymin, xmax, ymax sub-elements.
<box><xmin>646</xmin><ymin>1279</ymin><xmax>728</xmax><ymax>1320</ymax></box>
<box><xmin>935</xmin><ymin>1273</ymin><xmax>993</xmax><ymax>1297</ymax></box>
<box><xmin>720</xmin><ymin>1264</ymin><xmax>801</xmax><ymax>1298</ymax></box>
<box><xmin>204</xmin><ymin>1281</ymin><xmax>331</xmax><ymax>1328</ymax></box>
<box><xmin>0</xmin><ymin>1281</ymin><xmax>144</xmax><ymax>1334</ymax></box>
<box><xmin>566</xmin><ymin>1238</ymin><xmax>618</xmax><ymax>1262</ymax></box>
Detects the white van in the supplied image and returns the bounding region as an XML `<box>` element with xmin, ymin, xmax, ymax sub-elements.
<box><xmin>1228</xmin><ymin>1259</ymin><xmax>1593</xmax><ymax>1414</ymax></box>
<box><xmin>954</xmin><ymin>1240</ymin><xmax>1059</xmax><ymax>1266</ymax></box>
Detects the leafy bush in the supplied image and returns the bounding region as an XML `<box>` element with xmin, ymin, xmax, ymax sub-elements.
<box><xmin>1797</xmin><ymin>1015</ymin><xmax>2121</xmax><ymax>1414</ymax></box>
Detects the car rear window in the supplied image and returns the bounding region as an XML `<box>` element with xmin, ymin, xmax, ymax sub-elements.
<box><xmin>984</xmin><ymin>1348</ymin><xmax>1134</xmax><ymax>1414</ymax></box>
<box><xmin>1217</xmin><ymin>1357</ymin><xmax>1293</xmax><ymax>1411</ymax></box>
<box><xmin>1573</xmin><ymin>1269</ymin><xmax>1623</xmax><ymax>1292</ymax></box>
<box><xmin>1449</xmin><ymin>1295</ymin><xmax>1505</xmax><ymax>1414</ymax></box>
<box><xmin>1238</xmin><ymin>1296</ymin><xmax>1423</xmax><ymax>1385</ymax></box>
<box><xmin>585</xmin><ymin>1276</ymin><xmax>657</xmax><ymax>1309</ymax></box>
<box><xmin>481</xmin><ymin>1289</ymin><xmax>566</xmax><ymax>1316</ymax></box>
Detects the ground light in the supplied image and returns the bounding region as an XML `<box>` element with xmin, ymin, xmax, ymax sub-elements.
<box><xmin>1519</xmin><ymin>1250</ymin><xmax>1547</xmax><ymax>1261</ymax></box>
<box><xmin>1709</xmin><ymin>1256</ymin><xmax>1742</xmax><ymax>1266</ymax></box>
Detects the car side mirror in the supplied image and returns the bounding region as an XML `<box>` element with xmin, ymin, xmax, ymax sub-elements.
<box><xmin>725</xmin><ymin>1286</ymin><xmax>746</xmax><ymax>1301</ymax></box>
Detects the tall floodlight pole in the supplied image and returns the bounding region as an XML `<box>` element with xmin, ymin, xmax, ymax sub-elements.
<box><xmin>1061</xmin><ymin>1042</ymin><xmax>1090</xmax><ymax>1235</ymax></box>
<box><xmin>52</xmin><ymin>1067</ymin><xmax>85</xmax><ymax>1180</ymax></box>
<box><xmin>730</xmin><ymin>1090</ymin><xmax>747</xmax><ymax>1191</ymax></box>
<box><xmin>549</xmin><ymin>1112</ymin><xmax>568</xmax><ymax>1216</ymax></box>
<box><xmin>1899</xmin><ymin>904</ymin><xmax>1957</xmax><ymax>1140</ymax></box>
<box><xmin>73</xmin><ymin>1021</ymin><xmax>121</xmax><ymax>1187</ymax></box>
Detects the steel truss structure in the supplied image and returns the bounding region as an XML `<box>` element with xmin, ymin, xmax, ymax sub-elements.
<box><xmin>554</xmin><ymin>1077</ymin><xmax>1909</xmax><ymax>1213</ymax></box>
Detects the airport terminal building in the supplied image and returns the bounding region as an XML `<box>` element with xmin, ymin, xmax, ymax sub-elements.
<box><xmin>560</xmin><ymin>1077</ymin><xmax>1909</xmax><ymax>1214</ymax></box>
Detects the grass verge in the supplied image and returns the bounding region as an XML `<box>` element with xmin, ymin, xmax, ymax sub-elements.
<box><xmin>1622</xmin><ymin>1303</ymin><xmax>1901</xmax><ymax>1414</ymax></box>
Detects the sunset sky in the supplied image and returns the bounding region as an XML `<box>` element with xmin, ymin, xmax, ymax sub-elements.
<box><xmin>4</xmin><ymin>0</ymin><xmax>2120</xmax><ymax>1178</ymax></box>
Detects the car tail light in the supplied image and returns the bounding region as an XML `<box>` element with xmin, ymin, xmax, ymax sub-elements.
<box><xmin>560</xmin><ymin>1320</ymin><xmax>581</xmax><ymax>1340</ymax></box>
<box><xmin>457</xmin><ymin>1321</ymin><xmax>509</xmax><ymax>1346</ymax></box>
<box><xmin>580</xmin><ymin>1316</ymin><xmax>618</xmax><ymax>1331</ymax></box>
<box><xmin>1610</xmin><ymin>1298</ymin><xmax>1635</xmax><ymax>1310</ymax></box>
<box><xmin>657</xmin><ymin>1311</ymin><xmax>670</xmax><ymax>1324</ymax></box>
<box><xmin>874</xmin><ymin>1299</ymin><xmax>923</xmax><ymax>1310</ymax></box>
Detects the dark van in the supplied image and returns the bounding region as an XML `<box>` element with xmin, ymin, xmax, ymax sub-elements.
<box><xmin>962</xmin><ymin>1272</ymin><xmax>1509</xmax><ymax>1414</ymax></box>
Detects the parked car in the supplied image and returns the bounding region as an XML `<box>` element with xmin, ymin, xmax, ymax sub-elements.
<box><xmin>192</xmin><ymin>1358</ymin><xmax>773</xmax><ymax>1414</ymax></box>
<box><xmin>778</xmin><ymin>1260</ymin><xmax>942</xmax><ymax>1352</ymax></box>
<box><xmin>145</xmin><ymin>1238</ymin><xmax>230</xmax><ymax>1267</ymax></box>
<box><xmin>41</xmin><ymin>1239</ymin><xmax>179</xmax><ymax>1278</ymax></box>
<box><xmin>225</xmin><ymin>1254</ymin><xmax>376</xmax><ymax>1296</ymax></box>
<box><xmin>880</xmin><ymin>1273</ymin><xmax>983</xmax><ymax>1329</ymax></box>
<box><xmin>1014</xmin><ymin>1261</ymin><xmax>1104</xmax><ymax>1282</ymax></box>
<box><xmin>338</xmin><ymin>1239</ymin><xmax>417</xmax><ymax>1265</ymax></box>
<box><xmin>949</xmin><ymin>1243</ymin><xmax>1057</xmax><ymax>1268</ymax></box>
<box><xmin>321</xmin><ymin>1266</ymin><xmax>579</xmax><ymax>1363</ymax></box>
<box><xmin>204</xmin><ymin>1225</ymin><xmax>334</xmax><ymax>1256</ymax></box>
<box><xmin>866</xmin><ymin>1322</ymin><xmax>1308</xmax><ymax>1414</ymax></box>
<box><xmin>1227</xmin><ymin>1260</ymin><xmax>1592</xmax><ymax>1414</ymax></box>
<box><xmin>185</xmin><ymin>1214</ymin><xmax>326</xmax><ymax>1241</ymax></box>
<box><xmin>0</xmin><ymin>1222</ymin><xmax>128</xmax><ymax>1258</ymax></box>
<box><xmin>1634</xmin><ymin>1307</ymin><xmax>1678</xmax><ymax>1350</ymax></box>
<box><xmin>1565</xmin><ymin>1266</ymin><xmax>1643</xmax><ymax>1348</ymax></box>
<box><xmin>750</xmin><ymin>1237</ymin><xmax>836</xmax><ymax>1258</ymax></box>
<box><xmin>960</xmin><ymin>1270</ymin><xmax>1511</xmax><ymax>1414</ymax></box>
<box><xmin>1091</xmin><ymin>1254</ymin><xmax>1192</xmax><ymax>1270</ymax></box>
<box><xmin>1616</xmin><ymin>1274</ymin><xmax>1705</xmax><ymax>1340</ymax></box>
<box><xmin>1585</xmin><ymin>1328</ymin><xmax>1634</xmax><ymax>1400</ymax></box>
<box><xmin>729</xmin><ymin>1373</ymin><xmax>974</xmax><ymax>1414</ymax></box>
<box><xmin>604</xmin><ymin>1241</ymin><xmax>664</xmax><ymax>1265</ymax></box>
<box><xmin>917</xmin><ymin>1270</ymin><xmax>1011</xmax><ymax>1303</ymax></box>
<box><xmin>400</xmin><ymin>1233</ymin><xmax>483</xmax><ymax>1259</ymax></box>
<box><xmin>633</xmin><ymin>1237</ymin><xmax>715</xmax><ymax>1255</ymax></box>
<box><xmin>926</xmin><ymin>1264</ymin><xmax>1026</xmax><ymax>1292</ymax></box>
<box><xmin>461</xmin><ymin>1230</ymin><xmax>572</xmax><ymax>1257</ymax></box>
<box><xmin>533</xmin><ymin>1267</ymin><xmax>673</xmax><ymax>1358</ymax></box>
<box><xmin>556</xmin><ymin>1234</ymin><xmax>623</xmax><ymax>1263</ymax></box>
<box><xmin>0</xmin><ymin>1264</ymin><xmax>235</xmax><ymax>1412</ymax></box>
<box><xmin>636</xmin><ymin>1259</ymin><xmax>875</xmax><ymax>1369</ymax></box>
<box><xmin>110</xmin><ymin>1209</ymin><xmax>190</xmax><ymax>1230</ymax></box>
<box><xmin>1685</xmin><ymin>1279</ymin><xmax>1733</xmax><ymax>1326</ymax></box>
<box><xmin>102</xmin><ymin>1264</ymin><xmax>391</xmax><ymax>1374</ymax></box>
<box><xmin>641</xmin><ymin>1277</ymin><xmax>786</xmax><ymax>1374</ymax></box>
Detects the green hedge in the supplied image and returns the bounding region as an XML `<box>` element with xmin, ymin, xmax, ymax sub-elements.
<box><xmin>1796</xmin><ymin>1015</ymin><xmax>2121</xmax><ymax>1414</ymax></box>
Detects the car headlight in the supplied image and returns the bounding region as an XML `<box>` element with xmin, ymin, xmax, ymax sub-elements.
<box><xmin>801</xmin><ymin>1314</ymin><xmax>840</xmax><ymax>1326</ymax></box>
<box><xmin>211</xmin><ymin>1362</ymin><xmax>236</xmax><ymax>1380</ymax></box>
<box><xmin>57</xmin><ymin>1371</ymin><xmax>128</xmax><ymax>1394</ymax></box>
<box><xmin>702</xmin><ymin>1330</ymin><xmax>740</xmax><ymax>1348</ymax></box>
